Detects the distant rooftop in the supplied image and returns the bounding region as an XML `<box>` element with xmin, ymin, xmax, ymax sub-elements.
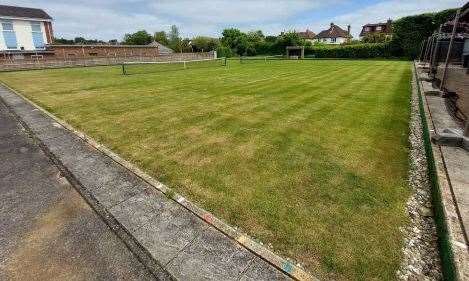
<box><xmin>297</xmin><ymin>29</ymin><xmax>316</xmax><ymax>40</ymax></box>
<box><xmin>0</xmin><ymin>5</ymin><xmax>52</xmax><ymax>20</ymax></box>
<box><xmin>315</xmin><ymin>23</ymin><xmax>351</xmax><ymax>39</ymax></box>
<box><xmin>148</xmin><ymin>41</ymin><xmax>174</xmax><ymax>54</ymax></box>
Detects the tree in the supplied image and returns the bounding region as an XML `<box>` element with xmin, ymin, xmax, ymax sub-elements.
<box><xmin>168</xmin><ymin>25</ymin><xmax>182</xmax><ymax>52</ymax></box>
<box><xmin>272</xmin><ymin>31</ymin><xmax>305</xmax><ymax>54</ymax></box>
<box><xmin>123</xmin><ymin>30</ymin><xmax>153</xmax><ymax>45</ymax></box>
<box><xmin>74</xmin><ymin>37</ymin><xmax>86</xmax><ymax>44</ymax></box>
<box><xmin>221</xmin><ymin>28</ymin><xmax>244</xmax><ymax>48</ymax></box>
<box><xmin>246</xmin><ymin>30</ymin><xmax>264</xmax><ymax>44</ymax></box>
<box><xmin>221</xmin><ymin>28</ymin><xmax>249</xmax><ymax>55</ymax></box>
<box><xmin>391</xmin><ymin>8</ymin><xmax>457</xmax><ymax>58</ymax></box>
<box><xmin>362</xmin><ymin>33</ymin><xmax>390</xmax><ymax>43</ymax></box>
<box><xmin>191</xmin><ymin>36</ymin><xmax>219</xmax><ymax>52</ymax></box>
<box><xmin>54</xmin><ymin>37</ymin><xmax>74</xmax><ymax>44</ymax></box>
<box><xmin>154</xmin><ymin>31</ymin><xmax>169</xmax><ymax>45</ymax></box>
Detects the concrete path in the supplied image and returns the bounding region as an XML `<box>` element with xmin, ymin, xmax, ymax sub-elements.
<box><xmin>0</xmin><ymin>103</ymin><xmax>156</xmax><ymax>281</ymax></box>
<box><xmin>415</xmin><ymin>63</ymin><xmax>469</xmax><ymax>280</ymax></box>
<box><xmin>0</xmin><ymin>85</ymin><xmax>296</xmax><ymax>280</ymax></box>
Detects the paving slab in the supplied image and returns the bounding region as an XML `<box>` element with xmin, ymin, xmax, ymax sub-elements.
<box><xmin>241</xmin><ymin>258</ymin><xmax>293</xmax><ymax>281</ymax></box>
<box><xmin>421</xmin><ymin>80</ymin><xmax>442</xmax><ymax>96</ymax></box>
<box><xmin>94</xmin><ymin>175</ymin><xmax>148</xmax><ymax>209</ymax></box>
<box><xmin>0</xmin><ymin>84</ymin><xmax>296</xmax><ymax>280</ymax></box>
<box><xmin>166</xmin><ymin>226</ymin><xmax>255</xmax><ymax>281</ymax></box>
<box><xmin>109</xmin><ymin>190</ymin><xmax>168</xmax><ymax>233</ymax></box>
<box><xmin>0</xmin><ymin>102</ymin><xmax>155</xmax><ymax>281</ymax></box>
<box><xmin>418</xmin><ymin>72</ymin><xmax>433</xmax><ymax>82</ymax></box>
<box><xmin>134</xmin><ymin>202</ymin><xmax>208</xmax><ymax>265</ymax></box>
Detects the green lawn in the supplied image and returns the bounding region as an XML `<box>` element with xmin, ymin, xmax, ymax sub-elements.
<box><xmin>0</xmin><ymin>59</ymin><xmax>412</xmax><ymax>280</ymax></box>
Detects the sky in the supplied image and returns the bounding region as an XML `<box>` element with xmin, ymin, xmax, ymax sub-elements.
<box><xmin>3</xmin><ymin>0</ymin><xmax>466</xmax><ymax>40</ymax></box>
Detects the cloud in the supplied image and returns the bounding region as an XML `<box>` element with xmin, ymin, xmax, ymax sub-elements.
<box><xmin>152</xmin><ymin>0</ymin><xmax>328</xmax><ymax>24</ymax></box>
<box><xmin>1</xmin><ymin>0</ymin><xmax>465</xmax><ymax>40</ymax></box>
<box><xmin>311</xmin><ymin>0</ymin><xmax>465</xmax><ymax>38</ymax></box>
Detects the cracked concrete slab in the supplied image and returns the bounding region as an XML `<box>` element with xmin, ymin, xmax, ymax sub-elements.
<box><xmin>166</xmin><ymin>226</ymin><xmax>255</xmax><ymax>281</ymax></box>
<box><xmin>134</xmin><ymin>202</ymin><xmax>208</xmax><ymax>265</ymax></box>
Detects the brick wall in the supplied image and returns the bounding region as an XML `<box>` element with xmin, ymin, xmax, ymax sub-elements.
<box><xmin>44</xmin><ymin>22</ymin><xmax>53</xmax><ymax>44</ymax></box>
<box><xmin>48</xmin><ymin>45</ymin><xmax>159</xmax><ymax>59</ymax></box>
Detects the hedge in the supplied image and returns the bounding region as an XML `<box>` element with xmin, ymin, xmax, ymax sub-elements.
<box><xmin>304</xmin><ymin>43</ymin><xmax>397</xmax><ymax>59</ymax></box>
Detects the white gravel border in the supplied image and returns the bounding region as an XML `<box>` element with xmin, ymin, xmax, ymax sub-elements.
<box><xmin>397</xmin><ymin>67</ymin><xmax>442</xmax><ymax>280</ymax></box>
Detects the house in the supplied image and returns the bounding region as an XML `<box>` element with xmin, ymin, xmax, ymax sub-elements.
<box><xmin>0</xmin><ymin>5</ymin><xmax>53</xmax><ymax>55</ymax></box>
<box><xmin>314</xmin><ymin>23</ymin><xmax>351</xmax><ymax>44</ymax></box>
<box><xmin>359</xmin><ymin>20</ymin><xmax>393</xmax><ymax>39</ymax></box>
<box><xmin>148</xmin><ymin>41</ymin><xmax>174</xmax><ymax>54</ymax></box>
<box><xmin>297</xmin><ymin>29</ymin><xmax>316</xmax><ymax>43</ymax></box>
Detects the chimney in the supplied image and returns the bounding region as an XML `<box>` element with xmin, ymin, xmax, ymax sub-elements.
<box><xmin>347</xmin><ymin>25</ymin><xmax>351</xmax><ymax>36</ymax></box>
<box><xmin>330</xmin><ymin>22</ymin><xmax>334</xmax><ymax>27</ymax></box>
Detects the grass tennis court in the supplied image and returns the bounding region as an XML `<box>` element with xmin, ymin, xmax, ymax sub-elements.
<box><xmin>0</xmin><ymin>59</ymin><xmax>411</xmax><ymax>280</ymax></box>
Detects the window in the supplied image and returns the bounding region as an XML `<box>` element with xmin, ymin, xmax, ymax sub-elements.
<box><xmin>376</xmin><ymin>26</ymin><xmax>382</xmax><ymax>31</ymax></box>
<box><xmin>331</xmin><ymin>38</ymin><xmax>336</xmax><ymax>43</ymax></box>
<box><xmin>2</xmin><ymin>21</ymin><xmax>17</xmax><ymax>49</ymax></box>
<box><xmin>30</xmin><ymin>22</ymin><xmax>45</xmax><ymax>49</ymax></box>
<box><xmin>365</xmin><ymin>27</ymin><xmax>370</xmax><ymax>32</ymax></box>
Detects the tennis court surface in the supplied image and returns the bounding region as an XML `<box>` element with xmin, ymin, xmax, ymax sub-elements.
<box><xmin>0</xmin><ymin>59</ymin><xmax>412</xmax><ymax>280</ymax></box>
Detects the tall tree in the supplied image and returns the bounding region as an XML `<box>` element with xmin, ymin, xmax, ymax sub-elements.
<box><xmin>191</xmin><ymin>36</ymin><xmax>219</xmax><ymax>52</ymax></box>
<box><xmin>221</xmin><ymin>28</ymin><xmax>249</xmax><ymax>55</ymax></box>
<box><xmin>154</xmin><ymin>31</ymin><xmax>169</xmax><ymax>45</ymax></box>
<box><xmin>123</xmin><ymin>30</ymin><xmax>153</xmax><ymax>45</ymax></box>
<box><xmin>168</xmin><ymin>25</ymin><xmax>182</xmax><ymax>52</ymax></box>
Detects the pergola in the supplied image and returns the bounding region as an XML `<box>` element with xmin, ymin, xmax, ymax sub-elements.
<box><xmin>286</xmin><ymin>46</ymin><xmax>305</xmax><ymax>59</ymax></box>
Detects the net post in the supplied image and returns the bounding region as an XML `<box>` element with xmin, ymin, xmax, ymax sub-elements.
<box><xmin>223</xmin><ymin>57</ymin><xmax>227</xmax><ymax>66</ymax></box>
<box><xmin>184</xmin><ymin>61</ymin><xmax>187</xmax><ymax>69</ymax></box>
<box><xmin>122</xmin><ymin>63</ymin><xmax>126</xmax><ymax>75</ymax></box>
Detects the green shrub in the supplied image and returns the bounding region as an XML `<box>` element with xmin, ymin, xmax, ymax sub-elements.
<box><xmin>216</xmin><ymin>46</ymin><xmax>234</xmax><ymax>58</ymax></box>
<box><xmin>305</xmin><ymin>43</ymin><xmax>395</xmax><ymax>59</ymax></box>
<box><xmin>391</xmin><ymin>8</ymin><xmax>457</xmax><ymax>58</ymax></box>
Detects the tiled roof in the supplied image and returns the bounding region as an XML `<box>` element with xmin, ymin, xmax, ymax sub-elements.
<box><xmin>297</xmin><ymin>29</ymin><xmax>316</xmax><ymax>39</ymax></box>
<box><xmin>0</xmin><ymin>5</ymin><xmax>52</xmax><ymax>20</ymax></box>
<box><xmin>148</xmin><ymin>41</ymin><xmax>174</xmax><ymax>53</ymax></box>
<box><xmin>315</xmin><ymin>23</ymin><xmax>351</xmax><ymax>39</ymax></box>
<box><xmin>359</xmin><ymin>20</ymin><xmax>393</xmax><ymax>37</ymax></box>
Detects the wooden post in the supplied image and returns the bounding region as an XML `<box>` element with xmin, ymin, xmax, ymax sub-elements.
<box><xmin>440</xmin><ymin>9</ymin><xmax>461</xmax><ymax>91</ymax></box>
<box><xmin>428</xmin><ymin>35</ymin><xmax>436</xmax><ymax>68</ymax></box>
<box><xmin>82</xmin><ymin>46</ymin><xmax>86</xmax><ymax>66</ymax></box>
<box><xmin>423</xmin><ymin>36</ymin><xmax>431</xmax><ymax>62</ymax></box>
<box><xmin>429</xmin><ymin>25</ymin><xmax>443</xmax><ymax>73</ymax></box>
<box><xmin>418</xmin><ymin>40</ymin><xmax>426</xmax><ymax>61</ymax></box>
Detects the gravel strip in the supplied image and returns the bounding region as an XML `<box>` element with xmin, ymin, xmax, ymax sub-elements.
<box><xmin>397</xmin><ymin>77</ymin><xmax>442</xmax><ymax>280</ymax></box>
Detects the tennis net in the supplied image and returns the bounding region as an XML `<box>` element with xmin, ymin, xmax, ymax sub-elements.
<box><xmin>122</xmin><ymin>57</ymin><xmax>227</xmax><ymax>75</ymax></box>
<box><xmin>239</xmin><ymin>55</ymin><xmax>284</xmax><ymax>64</ymax></box>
